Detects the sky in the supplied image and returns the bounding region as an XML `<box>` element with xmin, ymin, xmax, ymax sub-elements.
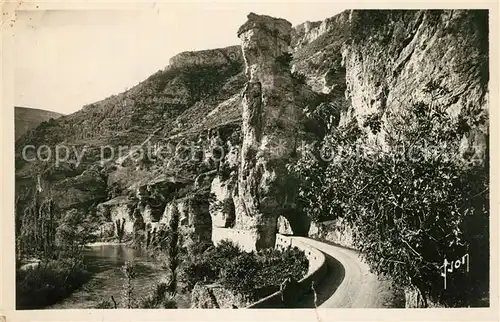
<box><xmin>14</xmin><ymin>2</ymin><xmax>347</xmax><ymax>115</ymax></box>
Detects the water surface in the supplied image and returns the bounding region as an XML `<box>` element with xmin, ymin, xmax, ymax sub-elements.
<box><xmin>49</xmin><ymin>244</ymin><xmax>168</xmax><ymax>309</ymax></box>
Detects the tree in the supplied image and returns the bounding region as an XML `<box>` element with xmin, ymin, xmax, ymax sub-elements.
<box><xmin>166</xmin><ymin>202</ymin><xmax>181</xmax><ymax>293</ymax></box>
<box><xmin>56</xmin><ymin>209</ymin><xmax>96</xmax><ymax>256</ymax></box>
<box><xmin>122</xmin><ymin>261</ymin><xmax>137</xmax><ymax>308</ymax></box>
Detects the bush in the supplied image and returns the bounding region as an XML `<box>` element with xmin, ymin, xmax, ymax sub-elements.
<box><xmin>139</xmin><ymin>282</ymin><xmax>177</xmax><ymax>308</ymax></box>
<box><xmin>220</xmin><ymin>251</ymin><xmax>260</xmax><ymax>296</ymax></box>
<box><xmin>178</xmin><ymin>240</ymin><xmax>309</xmax><ymax>301</ymax></box>
<box><xmin>16</xmin><ymin>258</ymin><xmax>90</xmax><ymax>309</ymax></box>
<box><xmin>292</xmin><ymin>71</ymin><xmax>307</xmax><ymax>85</ymax></box>
<box><xmin>290</xmin><ymin>89</ymin><xmax>489</xmax><ymax>307</ymax></box>
<box><xmin>254</xmin><ymin>247</ymin><xmax>309</xmax><ymax>289</ymax></box>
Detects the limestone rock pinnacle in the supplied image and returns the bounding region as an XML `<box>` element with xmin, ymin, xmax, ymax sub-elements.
<box><xmin>236</xmin><ymin>13</ymin><xmax>302</xmax><ymax>250</ymax></box>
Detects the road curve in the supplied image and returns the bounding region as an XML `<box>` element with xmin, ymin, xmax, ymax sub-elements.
<box><xmin>294</xmin><ymin>237</ymin><xmax>398</xmax><ymax>308</ymax></box>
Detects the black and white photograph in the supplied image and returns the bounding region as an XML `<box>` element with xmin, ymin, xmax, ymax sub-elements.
<box><xmin>1</xmin><ymin>1</ymin><xmax>497</xmax><ymax>320</ymax></box>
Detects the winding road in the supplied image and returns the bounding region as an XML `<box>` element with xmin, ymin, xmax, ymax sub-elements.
<box><xmin>294</xmin><ymin>237</ymin><xmax>400</xmax><ymax>308</ymax></box>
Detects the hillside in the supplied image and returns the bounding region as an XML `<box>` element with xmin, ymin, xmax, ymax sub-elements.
<box><xmin>15</xmin><ymin>106</ymin><xmax>63</xmax><ymax>140</ymax></box>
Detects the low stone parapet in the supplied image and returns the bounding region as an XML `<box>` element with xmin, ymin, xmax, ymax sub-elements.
<box><xmin>247</xmin><ymin>234</ymin><xmax>327</xmax><ymax>308</ymax></box>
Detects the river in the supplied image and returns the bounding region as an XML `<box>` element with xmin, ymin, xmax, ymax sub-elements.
<box><xmin>49</xmin><ymin>244</ymin><xmax>169</xmax><ymax>309</ymax></box>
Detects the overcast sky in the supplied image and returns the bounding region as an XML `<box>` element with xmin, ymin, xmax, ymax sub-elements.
<box><xmin>14</xmin><ymin>2</ymin><xmax>346</xmax><ymax>115</ymax></box>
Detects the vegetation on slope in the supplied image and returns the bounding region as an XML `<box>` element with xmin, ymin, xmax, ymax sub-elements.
<box><xmin>15</xmin><ymin>106</ymin><xmax>64</xmax><ymax>140</ymax></box>
<box><xmin>16</xmin><ymin>258</ymin><xmax>90</xmax><ymax>309</ymax></box>
<box><xmin>179</xmin><ymin>240</ymin><xmax>309</xmax><ymax>301</ymax></box>
<box><xmin>290</xmin><ymin>83</ymin><xmax>489</xmax><ymax>307</ymax></box>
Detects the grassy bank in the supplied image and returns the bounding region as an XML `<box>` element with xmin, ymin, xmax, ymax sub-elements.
<box><xmin>16</xmin><ymin>258</ymin><xmax>91</xmax><ymax>309</ymax></box>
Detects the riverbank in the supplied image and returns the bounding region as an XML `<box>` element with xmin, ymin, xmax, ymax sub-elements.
<box><xmin>85</xmin><ymin>241</ymin><xmax>127</xmax><ymax>247</ymax></box>
<box><xmin>16</xmin><ymin>257</ymin><xmax>91</xmax><ymax>309</ymax></box>
<box><xmin>18</xmin><ymin>258</ymin><xmax>41</xmax><ymax>271</ymax></box>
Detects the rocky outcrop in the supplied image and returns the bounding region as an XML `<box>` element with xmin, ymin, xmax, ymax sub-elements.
<box><xmin>162</xmin><ymin>193</ymin><xmax>213</xmax><ymax>247</ymax></box>
<box><xmin>308</xmin><ymin>219</ymin><xmax>355</xmax><ymax>249</ymax></box>
<box><xmin>236</xmin><ymin>13</ymin><xmax>304</xmax><ymax>250</ymax></box>
<box><xmin>51</xmin><ymin>167</ymin><xmax>107</xmax><ymax>210</ymax></box>
<box><xmin>168</xmin><ymin>46</ymin><xmax>243</xmax><ymax>70</ymax></box>
<box><xmin>343</xmin><ymin>10</ymin><xmax>488</xmax><ymax>161</ymax></box>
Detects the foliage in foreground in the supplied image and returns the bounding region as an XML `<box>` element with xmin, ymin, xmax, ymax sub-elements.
<box><xmin>16</xmin><ymin>258</ymin><xmax>90</xmax><ymax>309</ymax></box>
<box><xmin>139</xmin><ymin>282</ymin><xmax>178</xmax><ymax>308</ymax></box>
<box><xmin>94</xmin><ymin>261</ymin><xmax>178</xmax><ymax>309</ymax></box>
<box><xmin>290</xmin><ymin>82</ymin><xmax>489</xmax><ymax>307</ymax></box>
<box><xmin>178</xmin><ymin>240</ymin><xmax>309</xmax><ymax>300</ymax></box>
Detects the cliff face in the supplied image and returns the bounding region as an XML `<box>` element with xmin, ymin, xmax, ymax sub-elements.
<box><xmin>168</xmin><ymin>46</ymin><xmax>243</xmax><ymax>70</ymax></box>
<box><xmin>343</xmin><ymin>10</ymin><xmax>488</xmax><ymax>160</ymax></box>
<box><xmin>292</xmin><ymin>10</ymin><xmax>351</xmax><ymax>94</ymax></box>
<box><xmin>236</xmin><ymin>13</ymin><xmax>305</xmax><ymax>250</ymax></box>
<box><xmin>291</xmin><ymin>12</ymin><xmax>350</xmax><ymax>50</ymax></box>
<box><xmin>293</xmin><ymin>10</ymin><xmax>488</xmax><ymax>162</ymax></box>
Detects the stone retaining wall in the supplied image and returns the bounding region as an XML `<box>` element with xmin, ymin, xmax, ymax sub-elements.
<box><xmin>212</xmin><ymin>227</ymin><xmax>256</xmax><ymax>252</ymax></box>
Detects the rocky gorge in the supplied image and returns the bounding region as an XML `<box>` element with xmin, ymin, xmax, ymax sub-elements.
<box><xmin>15</xmin><ymin>9</ymin><xmax>489</xmax><ymax>309</ymax></box>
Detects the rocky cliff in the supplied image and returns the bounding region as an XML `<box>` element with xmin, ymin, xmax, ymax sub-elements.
<box><xmin>235</xmin><ymin>13</ymin><xmax>312</xmax><ymax>249</ymax></box>
<box><xmin>343</xmin><ymin>10</ymin><xmax>488</xmax><ymax>160</ymax></box>
<box><xmin>168</xmin><ymin>46</ymin><xmax>242</xmax><ymax>70</ymax></box>
<box><xmin>293</xmin><ymin>10</ymin><xmax>488</xmax><ymax>160</ymax></box>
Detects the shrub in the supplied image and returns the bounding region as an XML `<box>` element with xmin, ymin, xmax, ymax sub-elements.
<box><xmin>94</xmin><ymin>268</ymin><xmax>178</xmax><ymax>309</ymax></box>
<box><xmin>178</xmin><ymin>240</ymin><xmax>309</xmax><ymax>301</ymax></box>
<box><xmin>94</xmin><ymin>299</ymin><xmax>115</xmax><ymax>309</ymax></box>
<box><xmin>275</xmin><ymin>52</ymin><xmax>293</xmax><ymax>69</ymax></box>
<box><xmin>16</xmin><ymin>258</ymin><xmax>90</xmax><ymax>309</ymax></box>
<box><xmin>290</xmin><ymin>90</ymin><xmax>489</xmax><ymax>307</ymax></box>
<box><xmin>292</xmin><ymin>71</ymin><xmax>307</xmax><ymax>85</ymax></box>
<box><xmin>219</xmin><ymin>251</ymin><xmax>260</xmax><ymax>296</ymax></box>
<box><xmin>255</xmin><ymin>247</ymin><xmax>309</xmax><ymax>288</ymax></box>
<box><xmin>139</xmin><ymin>282</ymin><xmax>177</xmax><ymax>308</ymax></box>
